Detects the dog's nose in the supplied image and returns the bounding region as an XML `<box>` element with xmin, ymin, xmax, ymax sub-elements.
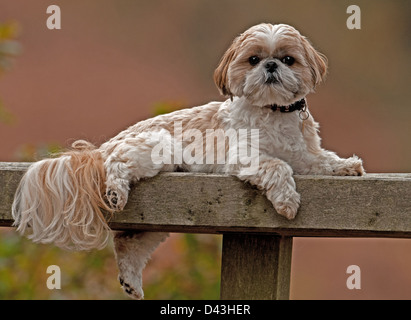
<box><xmin>265</xmin><ymin>61</ymin><xmax>278</xmax><ymax>73</ymax></box>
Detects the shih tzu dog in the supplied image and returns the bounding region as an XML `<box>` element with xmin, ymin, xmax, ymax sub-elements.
<box><xmin>12</xmin><ymin>23</ymin><xmax>364</xmax><ymax>299</ymax></box>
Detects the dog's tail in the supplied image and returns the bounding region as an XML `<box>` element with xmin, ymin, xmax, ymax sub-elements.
<box><xmin>12</xmin><ymin>140</ymin><xmax>114</xmax><ymax>251</ymax></box>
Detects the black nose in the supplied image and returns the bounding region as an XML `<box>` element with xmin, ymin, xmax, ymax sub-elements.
<box><xmin>265</xmin><ymin>61</ymin><xmax>278</xmax><ymax>73</ymax></box>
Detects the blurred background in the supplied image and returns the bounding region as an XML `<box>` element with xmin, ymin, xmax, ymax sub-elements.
<box><xmin>0</xmin><ymin>0</ymin><xmax>410</xmax><ymax>299</ymax></box>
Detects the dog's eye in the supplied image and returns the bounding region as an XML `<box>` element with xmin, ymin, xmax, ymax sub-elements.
<box><xmin>281</xmin><ymin>56</ymin><xmax>295</xmax><ymax>66</ymax></box>
<box><xmin>248</xmin><ymin>56</ymin><xmax>260</xmax><ymax>66</ymax></box>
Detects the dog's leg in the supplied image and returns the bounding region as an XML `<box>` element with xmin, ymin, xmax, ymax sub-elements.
<box><xmin>311</xmin><ymin>150</ymin><xmax>365</xmax><ymax>176</ymax></box>
<box><xmin>301</xmin><ymin>115</ymin><xmax>365</xmax><ymax>176</ymax></box>
<box><xmin>103</xmin><ymin>131</ymin><xmax>173</xmax><ymax>210</ymax></box>
<box><xmin>114</xmin><ymin>231</ymin><xmax>169</xmax><ymax>300</ymax></box>
<box><xmin>237</xmin><ymin>156</ymin><xmax>300</xmax><ymax>220</ymax></box>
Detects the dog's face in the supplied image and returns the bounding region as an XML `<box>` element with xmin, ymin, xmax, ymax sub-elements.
<box><xmin>214</xmin><ymin>23</ymin><xmax>328</xmax><ymax>107</ymax></box>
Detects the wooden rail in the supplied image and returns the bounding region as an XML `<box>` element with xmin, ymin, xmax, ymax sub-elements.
<box><xmin>1</xmin><ymin>162</ymin><xmax>410</xmax><ymax>299</ymax></box>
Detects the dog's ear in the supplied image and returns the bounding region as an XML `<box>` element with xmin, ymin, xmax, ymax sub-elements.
<box><xmin>310</xmin><ymin>50</ymin><xmax>328</xmax><ymax>88</ymax></box>
<box><xmin>302</xmin><ymin>37</ymin><xmax>328</xmax><ymax>89</ymax></box>
<box><xmin>214</xmin><ymin>36</ymin><xmax>241</xmax><ymax>98</ymax></box>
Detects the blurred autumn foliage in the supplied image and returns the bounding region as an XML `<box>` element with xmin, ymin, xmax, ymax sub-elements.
<box><xmin>0</xmin><ymin>20</ymin><xmax>20</xmax><ymax>124</ymax></box>
<box><xmin>0</xmin><ymin>228</ymin><xmax>221</xmax><ymax>299</ymax></box>
<box><xmin>0</xmin><ymin>0</ymin><xmax>410</xmax><ymax>300</ymax></box>
<box><xmin>0</xmin><ymin>21</ymin><xmax>21</xmax><ymax>72</ymax></box>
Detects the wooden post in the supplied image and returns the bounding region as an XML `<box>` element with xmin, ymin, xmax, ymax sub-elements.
<box><xmin>220</xmin><ymin>234</ymin><xmax>293</xmax><ymax>300</ymax></box>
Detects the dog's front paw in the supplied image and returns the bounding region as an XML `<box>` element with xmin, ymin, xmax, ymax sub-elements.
<box><xmin>267</xmin><ymin>188</ymin><xmax>300</xmax><ymax>220</ymax></box>
<box><xmin>274</xmin><ymin>202</ymin><xmax>299</xmax><ymax>220</ymax></box>
<box><xmin>105</xmin><ymin>181</ymin><xmax>129</xmax><ymax>211</ymax></box>
<box><xmin>333</xmin><ymin>156</ymin><xmax>365</xmax><ymax>176</ymax></box>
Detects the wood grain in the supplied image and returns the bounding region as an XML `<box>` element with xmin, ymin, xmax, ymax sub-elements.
<box><xmin>220</xmin><ymin>234</ymin><xmax>293</xmax><ymax>300</ymax></box>
<box><xmin>1</xmin><ymin>162</ymin><xmax>410</xmax><ymax>238</ymax></box>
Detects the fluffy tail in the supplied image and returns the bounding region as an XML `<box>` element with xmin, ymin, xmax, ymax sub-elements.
<box><xmin>12</xmin><ymin>140</ymin><xmax>114</xmax><ymax>250</ymax></box>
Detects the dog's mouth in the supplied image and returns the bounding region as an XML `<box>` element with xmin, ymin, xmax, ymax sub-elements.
<box><xmin>265</xmin><ymin>74</ymin><xmax>279</xmax><ymax>85</ymax></box>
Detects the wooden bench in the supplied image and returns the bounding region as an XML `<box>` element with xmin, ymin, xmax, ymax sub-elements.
<box><xmin>1</xmin><ymin>162</ymin><xmax>410</xmax><ymax>299</ymax></box>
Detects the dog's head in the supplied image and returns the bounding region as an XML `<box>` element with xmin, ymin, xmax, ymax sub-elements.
<box><xmin>214</xmin><ymin>23</ymin><xmax>328</xmax><ymax>107</ymax></box>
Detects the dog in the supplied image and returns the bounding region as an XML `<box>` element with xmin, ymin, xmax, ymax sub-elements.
<box><xmin>12</xmin><ymin>23</ymin><xmax>364</xmax><ymax>299</ymax></box>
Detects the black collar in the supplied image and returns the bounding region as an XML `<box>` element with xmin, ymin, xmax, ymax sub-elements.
<box><xmin>269</xmin><ymin>98</ymin><xmax>306</xmax><ymax>113</ymax></box>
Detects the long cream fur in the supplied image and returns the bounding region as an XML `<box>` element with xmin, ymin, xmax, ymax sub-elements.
<box><xmin>12</xmin><ymin>23</ymin><xmax>364</xmax><ymax>299</ymax></box>
<box><xmin>12</xmin><ymin>140</ymin><xmax>113</xmax><ymax>250</ymax></box>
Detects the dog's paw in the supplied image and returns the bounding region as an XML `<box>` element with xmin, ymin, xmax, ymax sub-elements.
<box><xmin>105</xmin><ymin>182</ymin><xmax>129</xmax><ymax>211</ymax></box>
<box><xmin>274</xmin><ymin>202</ymin><xmax>299</xmax><ymax>220</ymax></box>
<box><xmin>119</xmin><ymin>276</ymin><xmax>144</xmax><ymax>300</ymax></box>
<box><xmin>267</xmin><ymin>188</ymin><xmax>300</xmax><ymax>220</ymax></box>
<box><xmin>333</xmin><ymin>156</ymin><xmax>365</xmax><ymax>176</ymax></box>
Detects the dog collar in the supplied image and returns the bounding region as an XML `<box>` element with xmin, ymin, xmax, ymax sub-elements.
<box><xmin>269</xmin><ymin>98</ymin><xmax>306</xmax><ymax>113</ymax></box>
<box><xmin>268</xmin><ymin>98</ymin><xmax>310</xmax><ymax>120</ymax></box>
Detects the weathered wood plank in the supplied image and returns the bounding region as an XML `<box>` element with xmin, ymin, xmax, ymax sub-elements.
<box><xmin>220</xmin><ymin>234</ymin><xmax>293</xmax><ymax>300</ymax></box>
<box><xmin>0</xmin><ymin>162</ymin><xmax>30</xmax><ymax>227</ymax></box>
<box><xmin>1</xmin><ymin>162</ymin><xmax>410</xmax><ymax>238</ymax></box>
